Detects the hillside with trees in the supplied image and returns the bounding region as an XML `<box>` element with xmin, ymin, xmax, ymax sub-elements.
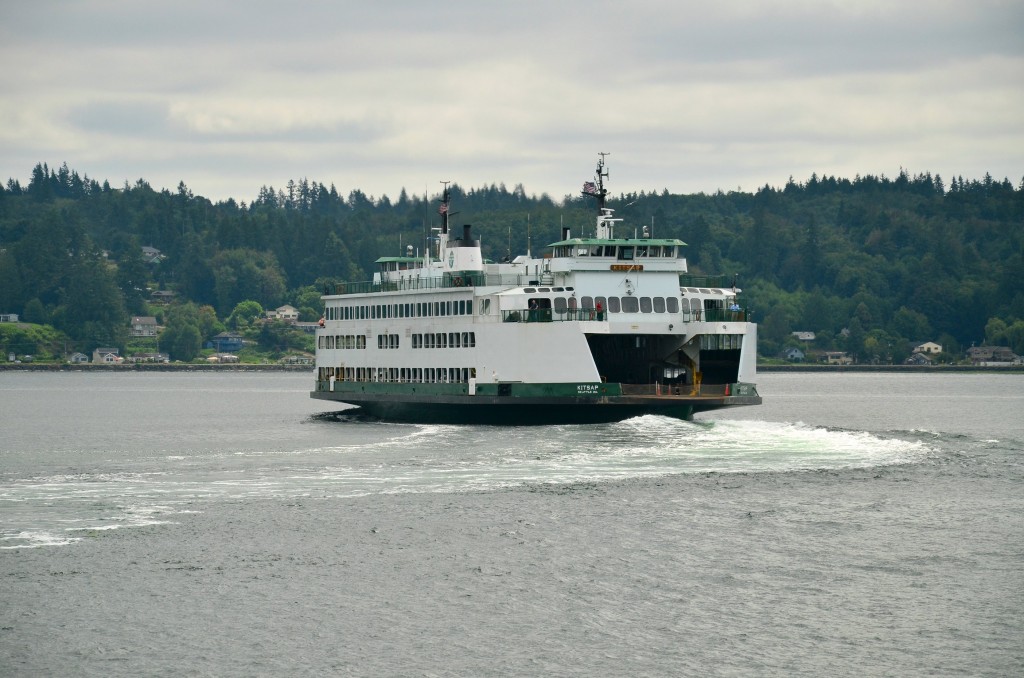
<box><xmin>1</xmin><ymin>162</ymin><xmax>1022</xmax><ymax>363</ymax></box>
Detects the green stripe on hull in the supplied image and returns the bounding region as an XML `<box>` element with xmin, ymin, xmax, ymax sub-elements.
<box><xmin>311</xmin><ymin>381</ymin><xmax>761</xmax><ymax>425</ymax></box>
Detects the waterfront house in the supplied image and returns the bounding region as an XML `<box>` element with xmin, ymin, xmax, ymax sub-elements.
<box><xmin>823</xmin><ymin>351</ymin><xmax>853</xmax><ymax>365</ymax></box>
<box><xmin>68</xmin><ymin>352</ymin><xmax>89</xmax><ymax>364</ymax></box>
<box><xmin>781</xmin><ymin>347</ymin><xmax>805</xmax><ymax>361</ymax></box>
<box><xmin>912</xmin><ymin>341</ymin><xmax>942</xmax><ymax>355</ymax></box>
<box><xmin>92</xmin><ymin>347</ymin><xmax>122</xmax><ymax>363</ymax></box>
<box><xmin>207</xmin><ymin>353</ymin><xmax>239</xmax><ymax>364</ymax></box>
<box><xmin>967</xmin><ymin>346</ymin><xmax>1020</xmax><ymax>365</ymax></box>
<box><xmin>130</xmin><ymin>316</ymin><xmax>160</xmax><ymax>338</ymax></box>
<box><xmin>266</xmin><ymin>305</ymin><xmax>300</xmax><ymax>323</ymax></box>
<box><xmin>205</xmin><ymin>332</ymin><xmax>244</xmax><ymax>352</ymax></box>
<box><xmin>141</xmin><ymin>246</ymin><xmax>165</xmax><ymax>264</ymax></box>
<box><xmin>126</xmin><ymin>352</ymin><xmax>169</xmax><ymax>363</ymax></box>
<box><xmin>905</xmin><ymin>352</ymin><xmax>934</xmax><ymax>366</ymax></box>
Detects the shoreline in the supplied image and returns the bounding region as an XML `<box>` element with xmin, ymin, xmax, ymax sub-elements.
<box><xmin>0</xmin><ymin>363</ymin><xmax>311</xmax><ymax>372</ymax></box>
<box><xmin>757</xmin><ymin>364</ymin><xmax>1023</xmax><ymax>373</ymax></box>
<box><xmin>1</xmin><ymin>363</ymin><xmax>1020</xmax><ymax>374</ymax></box>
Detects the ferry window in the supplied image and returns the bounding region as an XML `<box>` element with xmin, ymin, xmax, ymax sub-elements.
<box><xmin>621</xmin><ymin>296</ymin><xmax>640</xmax><ymax>313</ymax></box>
<box><xmin>481</xmin><ymin>299</ymin><xmax>490</xmax><ymax>314</ymax></box>
<box><xmin>619</xmin><ymin>247</ymin><xmax>634</xmax><ymax>261</ymax></box>
<box><xmin>538</xmin><ymin>288</ymin><xmax>550</xmax><ymax>293</ymax></box>
<box><xmin>581</xmin><ymin>296</ymin><xmax>594</xmax><ymax>310</ymax></box>
<box><xmin>449</xmin><ymin>332</ymin><xmax>459</xmax><ymax>348</ymax></box>
<box><xmin>576</xmin><ymin>248</ymin><xmax>588</xmax><ymax>256</ymax></box>
<box><xmin>640</xmin><ymin>297</ymin><xmax>653</xmax><ymax>313</ymax></box>
<box><xmin>524</xmin><ymin>288</ymin><xmax>536</xmax><ymax>293</ymax></box>
<box><xmin>358</xmin><ymin>335</ymin><xmax>366</xmax><ymax>349</ymax></box>
<box><xmin>390</xmin><ymin>335</ymin><xmax>399</xmax><ymax>349</ymax></box>
<box><xmin>636</xmin><ymin>246</ymin><xmax>648</xmax><ymax>258</ymax></box>
<box><xmin>463</xmin><ymin>332</ymin><xmax>474</xmax><ymax>347</ymax></box>
<box><xmin>466</xmin><ymin>300</ymin><xmax>473</xmax><ymax>315</ymax></box>
<box><xmin>653</xmin><ymin>297</ymin><xmax>666</xmax><ymax>313</ymax></box>
<box><xmin>597</xmin><ymin>296</ymin><xmax>610</xmax><ymax>314</ymax></box>
<box><xmin>568</xmin><ymin>296</ymin><xmax>577</xmax><ymax>311</ymax></box>
<box><xmin>554</xmin><ymin>297</ymin><xmax>568</xmax><ymax>314</ymax></box>
<box><xmin>439</xmin><ymin>333</ymin><xmax>447</xmax><ymax>348</ymax></box>
<box><xmin>377</xmin><ymin>334</ymin><xmax>384</xmax><ymax>349</ymax></box>
<box><xmin>666</xmin><ymin>297</ymin><xmax>679</xmax><ymax>313</ymax></box>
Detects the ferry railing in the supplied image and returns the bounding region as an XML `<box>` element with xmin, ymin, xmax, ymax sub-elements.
<box><xmin>329</xmin><ymin>272</ymin><xmax>544</xmax><ymax>295</ymax></box>
<box><xmin>496</xmin><ymin>307</ymin><xmax>747</xmax><ymax>323</ymax></box>
<box><xmin>680</xmin><ymin>274</ymin><xmax>732</xmax><ymax>288</ymax></box>
<box><xmin>696</xmin><ymin>308</ymin><xmax>747</xmax><ymax>322</ymax></box>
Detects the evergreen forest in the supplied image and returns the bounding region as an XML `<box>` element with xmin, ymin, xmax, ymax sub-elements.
<box><xmin>1</xmin><ymin>162</ymin><xmax>1022</xmax><ymax>363</ymax></box>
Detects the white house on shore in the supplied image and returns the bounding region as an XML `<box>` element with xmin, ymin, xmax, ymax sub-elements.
<box><xmin>912</xmin><ymin>341</ymin><xmax>942</xmax><ymax>355</ymax></box>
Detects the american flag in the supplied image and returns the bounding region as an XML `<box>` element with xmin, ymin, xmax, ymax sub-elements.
<box><xmin>583</xmin><ymin>181</ymin><xmax>597</xmax><ymax>194</ymax></box>
<box><xmin>438</xmin><ymin>203</ymin><xmax>448</xmax><ymax>214</ymax></box>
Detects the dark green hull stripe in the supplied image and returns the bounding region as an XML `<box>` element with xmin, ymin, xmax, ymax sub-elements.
<box><xmin>309</xmin><ymin>389</ymin><xmax>761</xmax><ymax>425</ymax></box>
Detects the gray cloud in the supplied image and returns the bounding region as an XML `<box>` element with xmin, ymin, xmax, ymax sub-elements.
<box><xmin>2</xmin><ymin>1</ymin><xmax>1021</xmax><ymax>202</ymax></box>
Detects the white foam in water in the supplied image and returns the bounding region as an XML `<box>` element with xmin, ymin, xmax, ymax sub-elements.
<box><xmin>0</xmin><ymin>530</ymin><xmax>81</xmax><ymax>549</ymax></box>
<box><xmin>0</xmin><ymin>417</ymin><xmax>935</xmax><ymax>547</ymax></box>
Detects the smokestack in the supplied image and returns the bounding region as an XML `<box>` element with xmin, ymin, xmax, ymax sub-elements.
<box><xmin>561</xmin><ymin>227</ymin><xmax>570</xmax><ymax>240</ymax></box>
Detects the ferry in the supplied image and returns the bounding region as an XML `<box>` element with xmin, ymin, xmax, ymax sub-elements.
<box><xmin>311</xmin><ymin>155</ymin><xmax>761</xmax><ymax>423</ymax></box>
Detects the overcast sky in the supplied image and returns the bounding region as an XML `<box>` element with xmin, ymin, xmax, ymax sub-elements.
<box><xmin>3</xmin><ymin>1</ymin><xmax>1022</xmax><ymax>204</ymax></box>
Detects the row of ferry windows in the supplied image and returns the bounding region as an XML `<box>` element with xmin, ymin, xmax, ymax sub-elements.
<box><xmin>572</xmin><ymin>296</ymin><xmax>686</xmax><ymax>314</ymax></box>
<box><xmin>319</xmin><ymin>335</ymin><xmax>367</xmax><ymax>349</ymax></box>
<box><xmin>552</xmin><ymin>245</ymin><xmax>679</xmax><ymax>259</ymax></box>
<box><xmin>380</xmin><ymin>333</ymin><xmax>478</xmax><ymax>349</ymax></box>
<box><xmin>324</xmin><ymin>300</ymin><xmax>473</xmax><ymax>321</ymax></box>
<box><xmin>318</xmin><ymin>332</ymin><xmax>478</xmax><ymax>350</ymax></box>
<box><xmin>321</xmin><ymin>366</ymin><xmax>477</xmax><ymax>384</ymax></box>
<box><xmin>412</xmin><ymin>332</ymin><xmax>476</xmax><ymax>349</ymax></box>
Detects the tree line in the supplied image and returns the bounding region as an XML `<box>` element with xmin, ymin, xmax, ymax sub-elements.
<box><xmin>1</xmin><ymin>161</ymin><xmax>1022</xmax><ymax>362</ymax></box>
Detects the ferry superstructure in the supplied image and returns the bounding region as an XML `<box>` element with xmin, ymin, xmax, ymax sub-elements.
<box><xmin>311</xmin><ymin>156</ymin><xmax>761</xmax><ymax>423</ymax></box>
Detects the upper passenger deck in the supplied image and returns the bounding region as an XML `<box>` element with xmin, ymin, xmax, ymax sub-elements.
<box><xmin>545</xmin><ymin>237</ymin><xmax>688</xmax><ymax>273</ymax></box>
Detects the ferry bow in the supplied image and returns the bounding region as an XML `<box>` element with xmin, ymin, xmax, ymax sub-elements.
<box><xmin>311</xmin><ymin>156</ymin><xmax>761</xmax><ymax>423</ymax></box>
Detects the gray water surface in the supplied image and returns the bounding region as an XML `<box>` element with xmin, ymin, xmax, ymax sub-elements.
<box><xmin>1</xmin><ymin>371</ymin><xmax>1022</xmax><ymax>676</ymax></box>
